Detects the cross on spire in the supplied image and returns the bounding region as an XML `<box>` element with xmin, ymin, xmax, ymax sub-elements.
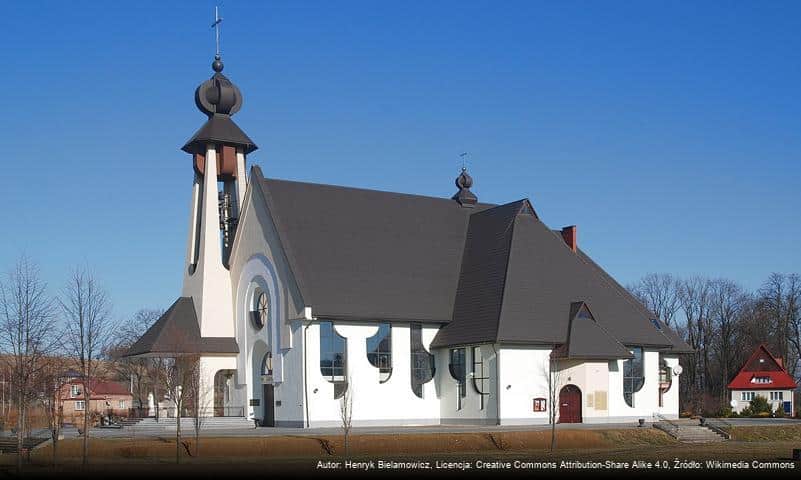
<box><xmin>212</xmin><ymin>6</ymin><xmax>223</xmax><ymax>58</ymax></box>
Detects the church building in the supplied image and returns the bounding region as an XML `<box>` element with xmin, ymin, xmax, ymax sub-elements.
<box><xmin>127</xmin><ymin>53</ymin><xmax>692</xmax><ymax>427</ymax></box>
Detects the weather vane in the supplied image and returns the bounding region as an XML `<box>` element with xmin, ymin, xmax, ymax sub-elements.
<box><xmin>212</xmin><ymin>6</ymin><xmax>223</xmax><ymax>58</ymax></box>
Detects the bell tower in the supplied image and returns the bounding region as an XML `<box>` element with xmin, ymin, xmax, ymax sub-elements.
<box><xmin>181</xmin><ymin>52</ymin><xmax>257</xmax><ymax>338</ymax></box>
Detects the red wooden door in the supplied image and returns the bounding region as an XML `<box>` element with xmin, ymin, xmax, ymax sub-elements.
<box><xmin>559</xmin><ymin>385</ymin><xmax>582</xmax><ymax>423</ymax></box>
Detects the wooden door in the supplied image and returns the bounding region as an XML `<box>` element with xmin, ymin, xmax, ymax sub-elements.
<box><xmin>559</xmin><ymin>384</ymin><xmax>582</xmax><ymax>423</ymax></box>
<box><xmin>263</xmin><ymin>384</ymin><xmax>275</xmax><ymax>427</ymax></box>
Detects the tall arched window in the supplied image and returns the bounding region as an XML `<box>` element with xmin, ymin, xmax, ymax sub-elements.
<box><xmin>261</xmin><ymin>351</ymin><xmax>273</xmax><ymax>376</ymax></box>
<box><xmin>658</xmin><ymin>357</ymin><xmax>672</xmax><ymax>407</ymax></box>
<box><xmin>410</xmin><ymin>323</ymin><xmax>435</xmax><ymax>398</ymax></box>
<box><xmin>449</xmin><ymin>348</ymin><xmax>466</xmax><ymax>410</ymax></box>
<box><xmin>319</xmin><ymin>321</ymin><xmax>347</xmax><ymax>398</ymax></box>
<box><xmin>623</xmin><ymin>347</ymin><xmax>645</xmax><ymax>407</ymax></box>
<box><xmin>366</xmin><ymin>323</ymin><xmax>392</xmax><ymax>382</ymax></box>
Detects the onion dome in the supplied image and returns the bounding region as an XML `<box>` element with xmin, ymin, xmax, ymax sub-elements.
<box><xmin>194</xmin><ymin>55</ymin><xmax>243</xmax><ymax>117</ymax></box>
<box><xmin>453</xmin><ymin>167</ymin><xmax>478</xmax><ymax>207</ymax></box>
<box><xmin>182</xmin><ymin>56</ymin><xmax>257</xmax><ymax>155</ymax></box>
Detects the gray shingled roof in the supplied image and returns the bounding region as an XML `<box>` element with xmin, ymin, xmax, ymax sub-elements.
<box><xmin>182</xmin><ymin>114</ymin><xmax>257</xmax><ymax>154</ymax></box>
<box><xmin>251</xmin><ymin>167</ymin><xmax>691</xmax><ymax>354</ymax></box>
<box><xmin>125</xmin><ymin>297</ymin><xmax>239</xmax><ymax>357</ymax></box>
<box><xmin>254</xmin><ymin>167</ymin><xmax>492</xmax><ymax>322</ymax></box>
<box><xmin>551</xmin><ymin>302</ymin><xmax>634</xmax><ymax>360</ymax></box>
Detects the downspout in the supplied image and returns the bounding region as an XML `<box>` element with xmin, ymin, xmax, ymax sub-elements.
<box><xmin>492</xmin><ymin>344</ymin><xmax>501</xmax><ymax>425</ymax></box>
<box><xmin>303</xmin><ymin>322</ymin><xmax>311</xmax><ymax>428</ymax></box>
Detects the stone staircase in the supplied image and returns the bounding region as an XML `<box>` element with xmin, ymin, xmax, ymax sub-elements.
<box><xmin>673</xmin><ymin>425</ymin><xmax>728</xmax><ymax>443</ymax></box>
<box><xmin>121</xmin><ymin>417</ymin><xmax>255</xmax><ymax>434</ymax></box>
<box><xmin>652</xmin><ymin>415</ymin><xmax>728</xmax><ymax>444</ymax></box>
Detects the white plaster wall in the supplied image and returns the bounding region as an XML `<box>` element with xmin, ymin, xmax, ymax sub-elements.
<box><xmin>182</xmin><ymin>144</ymin><xmax>236</xmax><ymax>338</ymax></box>
<box><xmin>304</xmin><ymin>322</ymin><xmax>441</xmax><ymax>427</ymax></box>
<box><xmin>607</xmin><ymin>350</ymin><xmax>661</xmax><ymax>422</ymax></box>
<box><xmin>497</xmin><ymin>347</ymin><xmax>552</xmax><ymax>425</ymax></box>
<box><xmin>198</xmin><ymin>356</ymin><xmax>237</xmax><ymax>415</ymax></box>
<box><xmin>555</xmin><ymin>360</ymin><xmax>610</xmax><ymax>423</ymax></box>
<box><xmin>227</xmin><ymin>177</ymin><xmax>308</xmax><ymax>427</ymax></box>
<box><xmin>438</xmin><ymin>344</ymin><xmax>498</xmax><ymax>425</ymax></box>
<box><xmin>730</xmin><ymin>389</ymin><xmax>794</xmax><ymax>415</ymax></box>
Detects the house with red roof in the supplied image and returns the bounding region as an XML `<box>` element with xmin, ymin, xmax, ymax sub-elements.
<box><xmin>59</xmin><ymin>379</ymin><xmax>133</xmax><ymax>423</ymax></box>
<box><xmin>728</xmin><ymin>344</ymin><xmax>797</xmax><ymax>416</ymax></box>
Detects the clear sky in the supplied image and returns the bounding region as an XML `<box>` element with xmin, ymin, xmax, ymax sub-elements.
<box><xmin>2</xmin><ymin>1</ymin><xmax>799</xmax><ymax>322</ymax></box>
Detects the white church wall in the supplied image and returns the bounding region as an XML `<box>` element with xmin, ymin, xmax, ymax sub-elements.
<box><xmin>198</xmin><ymin>355</ymin><xmax>238</xmax><ymax>414</ymax></box>
<box><xmin>227</xmin><ymin>180</ymin><xmax>309</xmax><ymax>426</ymax></box>
<box><xmin>497</xmin><ymin>347</ymin><xmax>552</xmax><ymax>425</ymax></box>
<box><xmin>554</xmin><ymin>359</ymin><xmax>611</xmax><ymax>423</ymax></box>
<box><xmin>437</xmin><ymin>344</ymin><xmax>498</xmax><ymax>425</ymax></box>
<box><xmin>607</xmin><ymin>349</ymin><xmax>662</xmax><ymax>422</ymax></box>
<box><xmin>182</xmin><ymin>144</ymin><xmax>236</xmax><ymax>339</ymax></box>
<box><xmin>304</xmin><ymin>322</ymin><xmax>441</xmax><ymax>427</ymax></box>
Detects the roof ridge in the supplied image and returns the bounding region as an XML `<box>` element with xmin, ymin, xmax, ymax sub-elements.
<box><xmin>263</xmin><ymin>176</ymin><xmax>498</xmax><ymax>207</ymax></box>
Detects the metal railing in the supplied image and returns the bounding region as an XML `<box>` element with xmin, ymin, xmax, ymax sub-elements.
<box><xmin>154</xmin><ymin>406</ymin><xmax>245</xmax><ymax>418</ymax></box>
<box><xmin>652</xmin><ymin>413</ymin><xmax>680</xmax><ymax>438</ymax></box>
<box><xmin>701</xmin><ymin>417</ymin><xmax>732</xmax><ymax>440</ymax></box>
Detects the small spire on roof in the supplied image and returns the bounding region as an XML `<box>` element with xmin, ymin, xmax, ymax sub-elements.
<box><xmin>453</xmin><ymin>167</ymin><xmax>478</xmax><ymax>207</ymax></box>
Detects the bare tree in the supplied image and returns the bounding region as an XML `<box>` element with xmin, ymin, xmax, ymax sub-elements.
<box><xmin>185</xmin><ymin>358</ymin><xmax>209</xmax><ymax>457</ymax></box>
<box><xmin>339</xmin><ymin>377</ymin><xmax>353</xmax><ymax>456</ymax></box>
<box><xmin>155</xmin><ymin>350</ymin><xmax>199</xmax><ymax>464</ymax></box>
<box><xmin>0</xmin><ymin>257</ymin><xmax>54</xmax><ymax>473</ymax></box>
<box><xmin>628</xmin><ymin>273</ymin><xmax>681</xmax><ymax>329</ymax></box>
<box><xmin>107</xmin><ymin>309</ymin><xmax>162</xmax><ymax>417</ymax></box>
<box><xmin>677</xmin><ymin>276</ymin><xmax>713</xmax><ymax>413</ymax></box>
<box><xmin>37</xmin><ymin>356</ymin><xmax>69</xmax><ymax>467</ymax></box>
<box><xmin>759</xmin><ymin>273</ymin><xmax>801</xmax><ymax>379</ymax></box>
<box><xmin>542</xmin><ymin>356</ymin><xmax>562</xmax><ymax>452</ymax></box>
<box><xmin>59</xmin><ymin>267</ymin><xmax>114</xmax><ymax>467</ymax></box>
<box><xmin>709</xmin><ymin>279</ymin><xmax>749</xmax><ymax>398</ymax></box>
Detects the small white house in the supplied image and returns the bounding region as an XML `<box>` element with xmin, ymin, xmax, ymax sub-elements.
<box><xmin>127</xmin><ymin>54</ymin><xmax>692</xmax><ymax>427</ymax></box>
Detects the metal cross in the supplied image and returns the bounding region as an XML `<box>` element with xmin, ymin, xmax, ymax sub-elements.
<box><xmin>459</xmin><ymin>152</ymin><xmax>468</xmax><ymax>171</ymax></box>
<box><xmin>212</xmin><ymin>6</ymin><xmax>223</xmax><ymax>58</ymax></box>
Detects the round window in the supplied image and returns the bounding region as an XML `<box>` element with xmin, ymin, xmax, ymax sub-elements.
<box><xmin>252</xmin><ymin>290</ymin><xmax>268</xmax><ymax>330</ymax></box>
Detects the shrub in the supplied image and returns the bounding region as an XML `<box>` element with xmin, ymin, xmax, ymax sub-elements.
<box><xmin>747</xmin><ymin>396</ymin><xmax>772</xmax><ymax>415</ymax></box>
<box><xmin>774</xmin><ymin>405</ymin><xmax>786</xmax><ymax>418</ymax></box>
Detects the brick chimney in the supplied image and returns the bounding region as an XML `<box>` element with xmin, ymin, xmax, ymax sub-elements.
<box><xmin>561</xmin><ymin>225</ymin><xmax>577</xmax><ymax>252</ymax></box>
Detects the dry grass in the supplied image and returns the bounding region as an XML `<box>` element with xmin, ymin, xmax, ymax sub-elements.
<box><xmin>25</xmin><ymin>428</ymin><xmax>677</xmax><ymax>463</ymax></box>
<box><xmin>729</xmin><ymin>425</ymin><xmax>801</xmax><ymax>442</ymax></box>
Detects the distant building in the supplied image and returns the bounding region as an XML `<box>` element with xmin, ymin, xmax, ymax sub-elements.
<box><xmin>59</xmin><ymin>379</ymin><xmax>133</xmax><ymax>423</ymax></box>
<box><xmin>727</xmin><ymin>344</ymin><xmax>796</xmax><ymax>416</ymax></box>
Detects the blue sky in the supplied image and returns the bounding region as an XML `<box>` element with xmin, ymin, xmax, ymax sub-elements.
<box><xmin>2</xmin><ymin>1</ymin><xmax>799</xmax><ymax>321</ymax></box>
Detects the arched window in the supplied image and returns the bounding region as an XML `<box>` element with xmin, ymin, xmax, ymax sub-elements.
<box><xmin>251</xmin><ymin>289</ymin><xmax>269</xmax><ymax>330</ymax></box>
<box><xmin>410</xmin><ymin>323</ymin><xmax>435</xmax><ymax>398</ymax></box>
<box><xmin>366</xmin><ymin>323</ymin><xmax>392</xmax><ymax>382</ymax></box>
<box><xmin>658</xmin><ymin>358</ymin><xmax>672</xmax><ymax>407</ymax></box>
<box><xmin>319</xmin><ymin>321</ymin><xmax>347</xmax><ymax>399</ymax></box>
<box><xmin>261</xmin><ymin>351</ymin><xmax>273</xmax><ymax>376</ymax></box>
<box><xmin>471</xmin><ymin>346</ymin><xmax>489</xmax><ymax>410</ymax></box>
<box><xmin>449</xmin><ymin>348</ymin><xmax>466</xmax><ymax>410</ymax></box>
<box><xmin>623</xmin><ymin>347</ymin><xmax>645</xmax><ymax>407</ymax></box>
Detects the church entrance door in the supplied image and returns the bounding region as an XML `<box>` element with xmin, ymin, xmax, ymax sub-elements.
<box><xmin>262</xmin><ymin>384</ymin><xmax>275</xmax><ymax>427</ymax></box>
<box><xmin>559</xmin><ymin>384</ymin><xmax>582</xmax><ymax>423</ymax></box>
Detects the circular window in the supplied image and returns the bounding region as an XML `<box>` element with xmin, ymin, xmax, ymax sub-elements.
<box><xmin>252</xmin><ymin>290</ymin><xmax>269</xmax><ymax>330</ymax></box>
